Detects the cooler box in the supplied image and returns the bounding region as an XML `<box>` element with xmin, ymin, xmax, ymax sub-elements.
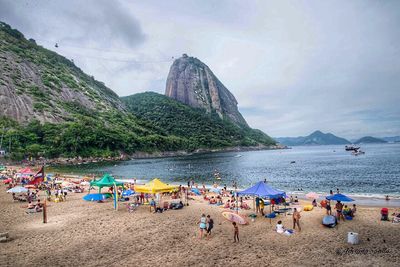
<box><xmin>347</xmin><ymin>232</ymin><xmax>359</xmax><ymax>245</ymax></box>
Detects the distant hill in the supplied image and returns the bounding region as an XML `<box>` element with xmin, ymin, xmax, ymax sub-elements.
<box><xmin>275</xmin><ymin>130</ymin><xmax>351</xmax><ymax>146</ymax></box>
<box><xmin>121</xmin><ymin>92</ymin><xmax>275</xmax><ymax>150</ymax></box>
<box><xmin>381</xmin><ymin>136</ymin><xmax>400</xmax><ymax>143</ymax></box>
<box><xmin>354</xmin><ymin>136</ymin><xmax>387</xmax><ymax>144</ymax></box>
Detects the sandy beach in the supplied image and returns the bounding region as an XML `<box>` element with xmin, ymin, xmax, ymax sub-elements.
<box><xmin>1</xmin><ymin>180</ymin><xmax>399</xmax><ymax>267</ymax></box>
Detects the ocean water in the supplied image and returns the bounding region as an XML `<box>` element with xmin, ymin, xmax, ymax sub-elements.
<box><xmin>53</xmin><ymin>144</ymin><xmax>400</xmax><ymax>199</ymax></box>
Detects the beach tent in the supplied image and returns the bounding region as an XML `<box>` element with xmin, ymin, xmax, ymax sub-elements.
<box><xmin>134</xmin><ymin>178</ymin><xmax>178</xmax><ymax>194</ymax></box>
<box><xmin>90</xmin><ymin>174</ymin><xmax>124</xmax><ymax>191</ymax></box>
<box><xmin>89</xmin><ymin>174</ymin><xmax>124</xmax><ymax>210</ymax></box>
<box><xmin>16</xmin><ymin>167</ymin><xmax>34</xmax><ymax>178</ymax></box>
<box><xmin>238</xmin><ymin>181</ymin><xmax>286</xmax><ymax>221</ymax></box>
<box><xmin>83</xmin><ymin>193</ymin><xmax>112</xmax><ymax>202</ymax></box>
<box><xmin>326</xmin><ymin>193</ymin><xmax>354</xmax><ymax>202</ymax></box>
<box><xmin>237</xmin><ymin>181</ymin><xmax>285</xmax><ymax>199</ymax></box>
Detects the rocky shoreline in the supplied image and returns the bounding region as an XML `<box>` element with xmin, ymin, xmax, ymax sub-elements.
<box><xmin>0</xmin><ymin>144</ymin><xmax>288</xmax><ymax>167</ymax></box>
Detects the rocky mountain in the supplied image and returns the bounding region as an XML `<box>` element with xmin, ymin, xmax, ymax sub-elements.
<box><xmin>0</xmin><ymin>22</ymin><xmax>124</xmax><ymax>124</ymax></box>
<box><xmin>354</xmin><ymin>136</ymin><xmax>387</xmax><ymax>144</ymax></box>
<box><xmin>0</xmin><ymin>22</ymin><xmax>276</xmax><ymax>159</ymax></box>
<box><xmin>122</xmin><ymin>92</ymin><xmax>275</xmax><ymax>149</ymax></box>
<box><xmin>276</xmin><ymin>130</ymin><xmax>351</xmax><ymax>146</ymax></box>
<box><xmin>165</xmin><ymin>54</ymin><xmax>248</xmax><ymax>127</ymax></box>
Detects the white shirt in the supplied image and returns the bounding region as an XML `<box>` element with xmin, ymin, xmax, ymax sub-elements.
<box><xmin>276</xmin><ymin>224</ymin><xmax>284</xmax><ymax>234</ymax></box>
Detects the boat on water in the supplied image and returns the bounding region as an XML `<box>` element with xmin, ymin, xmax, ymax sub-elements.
<box><xmin>352</xmin><ymin>150</ymin><xmax>365</xmax><ymax>156</ymax></box>
<box><xmin>345</xmin><ymin>145</ymin><xmax>360</xmax><ymax>151</ymax></box>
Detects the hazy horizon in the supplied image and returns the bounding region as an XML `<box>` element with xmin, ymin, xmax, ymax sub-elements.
<box><xmin>1</xmin><ymin>0</ymin><xmax>399</xmax><ymax>139</ymax></box>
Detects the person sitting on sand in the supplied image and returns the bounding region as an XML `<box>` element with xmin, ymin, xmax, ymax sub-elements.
<box><xmin>343</xmin><ymin>205</ymin><xmax>351</xmax><ymax>216</ymax></box>
<box><xmin>198</xmin><ymin>214</ymin><xmax>207</xmax><ymax>239</ymax></box>
<box><xmin>209</xmin><ymin>196</ymin><xmax>217</xmax><ymax>204</ymax></box>
<box><xmin>351</xmin><ymin>204</ymin><xmax>357</xmax><ymax>217</ymax></box>
<box><xmin>276</xmin><ymin>220</ymin><xmax>285</xmax><ymax>234</ymax></box>
<box><xmin>294</xmin><ymin>196</ymin><xmax>298</xmax><ymax>203</ymax></box>
<box><xmin>224</xmin><ymin>200</ymin><xmax>231</xmax><ymax>209</ymax></box>
<box><xmin>312</xmin><ymin>199</ymin><xmax>317</xmax><ymax>207</ymax></box>
<box><xmin>27</xmin><ymin>201</ymin><xmax>35</xmax><ymax>209</ymax></box>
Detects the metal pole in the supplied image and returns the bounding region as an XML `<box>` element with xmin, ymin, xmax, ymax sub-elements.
<box><xmin>43</xmin><ymin>198</ymin><xmax>47</xmax><ymax>223</ymax></box>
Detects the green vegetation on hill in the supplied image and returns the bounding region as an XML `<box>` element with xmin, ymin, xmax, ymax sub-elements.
<box><xmin>0</xmin><ymin>22</ymin><xmax>275</xmax><ymax>160</ymax></box>
<box><xmin>121</xmin><ymin>92</ymin><xmax>275</xmax><ymax>150</ymax></box>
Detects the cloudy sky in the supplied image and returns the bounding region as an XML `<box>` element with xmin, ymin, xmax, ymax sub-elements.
<box><xmin>1</xmin><ymin>0</ymin><xmax>399</xmax><ymax>139</ymax></box>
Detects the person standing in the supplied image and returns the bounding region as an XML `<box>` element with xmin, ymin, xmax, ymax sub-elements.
<box><xmin>293</xmin><ymin>208</ymin><xmax>301</xmax><ymax>231</ymax></box>
<box><xmin>233</xmin><ymin>222</ymin><xmax>239</xmax><ymax>243</ymax></box>
<box><xmin>198</xmin><ymin>214</ymin><xmax>207</xmax><ymax>239</ymax></box>
<box><xmin>259</xmin><ymin>199</ymin><xmax>265</xmax><ymax>216</ymax></box>
<box><xmin>206</xmin><ymin>215</ymin><xmax>214</xmax><ymax>238</ymax></box>
<box><xmin>335</xmin><ymin>201</ymin><xmax>345</xmax><ymax>221</ymax></box>
<box><xmin>255</xmin><ymin>196</ymin><xmax>260</xmax><ymax>213</ymax></box>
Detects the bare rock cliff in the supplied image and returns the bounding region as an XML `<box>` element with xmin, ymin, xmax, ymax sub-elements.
<box><xmin>165</xmin><ymin>54</ymin><xmax>248</xmax><ymax>127</ymax></box>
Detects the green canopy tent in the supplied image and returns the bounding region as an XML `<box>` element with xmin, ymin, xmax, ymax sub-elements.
<box><xmin>90</xmin><ymin>174</ymin><xmax>124</xmax><ymax>193</ymax></box>
<box><xmin>89</xmin><ymin>174</ymin><xmax>124</xmax><ymax>210</ymax></box>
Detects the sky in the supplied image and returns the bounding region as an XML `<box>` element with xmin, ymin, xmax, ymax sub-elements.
<box><xmin>1</xmin><ymin>0</ymin><xmax>399</xmax><ymax>139</ymax></box>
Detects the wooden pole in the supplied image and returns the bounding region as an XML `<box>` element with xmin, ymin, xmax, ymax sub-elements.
<box><xmin>43</xmin><ymin>198</ymin><xmax>47</xmax><ymax>223</ymax></box>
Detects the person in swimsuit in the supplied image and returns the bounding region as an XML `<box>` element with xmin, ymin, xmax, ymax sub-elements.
<box><xmin>233</xmin><ymin>222</ymin><xmax>239</xmax><ymax>242</ymax></box>
<box><xmin>335</xmin><ymin>201</ymin><xmax>345</xmax><ymax>221</ymax></box>
<box><xmin>198</xmin><ymin>214</ymin><xmax>207</xmax><ymax>239</ymax></box>
<box><xmin>293</xmin><ymin>208</ymin><xmax>301</xmax><ymax>231</ymax></box>
<box><xmin>206</xmin><ymin>215</ymin><xmax>214</xmax><ymax>237</ymax></box>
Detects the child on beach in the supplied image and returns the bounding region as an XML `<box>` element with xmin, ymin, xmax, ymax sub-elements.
<box><xmin>233</xmin><ymin>222</ymin><xmax>239</xmax><ymax>243</ymax></box>
<box><xmin>206</xmin><ymin>215</ymin><xmax>214</xmax><ymax>237</ymax></box>
<box><xmin>276</xmin><ymin>220</ymin><xmax>285</xmax><ymax>234</ymax></box>
<box><xmin>198</xmin><ymin>214</ymin><xmax>207</xmax><ymax>239</ymax></box>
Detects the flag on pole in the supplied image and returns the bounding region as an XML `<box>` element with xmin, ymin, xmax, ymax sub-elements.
<box><xmin>29</xmin><ymin>166</ymin><xmax>44</xmax><ymax>185</ymax></box>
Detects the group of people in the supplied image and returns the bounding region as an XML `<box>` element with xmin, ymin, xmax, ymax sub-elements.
<box><xmin>198</xmin><ymin>214</ymin><xmax>214</xmax><ymax>239</ymax></box>
<box><xmin>320</xmin><ymin>199</ymin><xmax>357</xmax><ymax>221</ymax></box>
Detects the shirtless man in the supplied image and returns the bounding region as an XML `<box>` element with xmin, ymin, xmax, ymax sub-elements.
<box><xmin>293</xmin><ymin>208</ymin><xmax>301</xmax><ymax>231</ymax></box>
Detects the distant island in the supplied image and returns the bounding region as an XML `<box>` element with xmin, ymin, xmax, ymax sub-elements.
<box><xmin>354</xmin><ymin>136</ymin><xmax>387</xmax><ymax>144</ymax></box>
<box><xmin>275</xmin><ymin>130</ymin><xmax>350</xmax><ymax>146</ymax></box>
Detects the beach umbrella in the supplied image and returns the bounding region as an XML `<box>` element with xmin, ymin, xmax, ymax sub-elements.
<box><xmin>3</xmin><ymin>178</ymin><xmax>12</xmax><ymax>184</ymax></box>
<box><xmin>7</xmin><ymin>186</ymin><xmax>28</xmax><ymax>193</ymax></box>
<box><xmin>326</xmin><ymin>193</ymin><xmax>354</xmax><ymax>202</ymax></box>
<box><xmin>83</xmin><ymin>193</ymin><xmax>110</xmax><ymax>202</ymax></box>
<box><xmin>122</xmin><ymin>189</ymin><xmax>134</xmax><ymax>197</ymax></box>
<box><xmin>306</xmin><ymin>192</ymin><xmax>320</xmax><ymax>199</ymax></box>
<box><xmin>24</xmin><ymin>185</ymin><xmax>36</xmax><ymax>189</ymax></box>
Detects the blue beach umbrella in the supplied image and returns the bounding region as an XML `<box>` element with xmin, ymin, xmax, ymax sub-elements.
<box><xmin>122</xmin><ymin>189</ymin><xmax>134</xmax><ymax>197</ymax></box>
<box><xmin>326</xmin><ymin>193</ymin><xmax>354</xmax><ymax>202</ymax></box>
<box><xmin>83</xmin><ymin>193</ymin><xmax>110</xmax><ymax>202</ymax></box>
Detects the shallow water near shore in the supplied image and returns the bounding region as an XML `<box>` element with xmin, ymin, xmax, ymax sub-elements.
<box><xmin>52</xmin><ymin>144</ymin><xmax>400</xmax><ymax>201</ymax></box>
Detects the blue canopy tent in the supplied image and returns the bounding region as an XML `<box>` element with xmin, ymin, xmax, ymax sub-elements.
<box><xmin>237</xmin><ymin>181</ymin><xmax>286</xmax><ymax>199</ymax></box>
<box><xmin>326</xmin><ymin>193</ymin><xmax>354</xmax><ymax>202</ymax></box>
<box><xmin>238</xmin><ymin>181</ymin><xmax>286</xmax><ymax>222</ymax></box>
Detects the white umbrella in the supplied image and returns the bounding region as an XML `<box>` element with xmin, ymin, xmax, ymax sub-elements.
<box><xmin>305</xmin><ymin>192</ymin><xmax>320</xmax><ymax>199</ymax></box>
<box><xmin>7</xmin><ymin>186</ymin><xmax>28</xmax><ymax>193</ymax></box>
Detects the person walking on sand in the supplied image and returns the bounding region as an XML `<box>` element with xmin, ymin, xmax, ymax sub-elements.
<box><xmin>233</xmin><ymin>222</ymin><xmax>239</xmax><ymax>243</ymax></box>
<box><xmin>198</xmin><ymin>214</ymin><xmax>207</xmax><ymax>239</ymax></box>
<box><xmin>206</xmin><ymin>215</ymin><xmax>214</xmax><ymax>238</ymax></box>
<box><xmin>293</xmin><ymin>208</ymin><xmax>301</xmax><ymax>231</ymax></box>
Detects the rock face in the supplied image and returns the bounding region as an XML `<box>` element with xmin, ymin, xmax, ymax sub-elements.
<box><xmin>0</xmin><ymin>22</ymin><xmax>124</xmax><ymax>124</ymax></box>
<box><xmin>165</xmin><ymin>54</ymin><xmax>248</xmax><ymax>127</ymax></box>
